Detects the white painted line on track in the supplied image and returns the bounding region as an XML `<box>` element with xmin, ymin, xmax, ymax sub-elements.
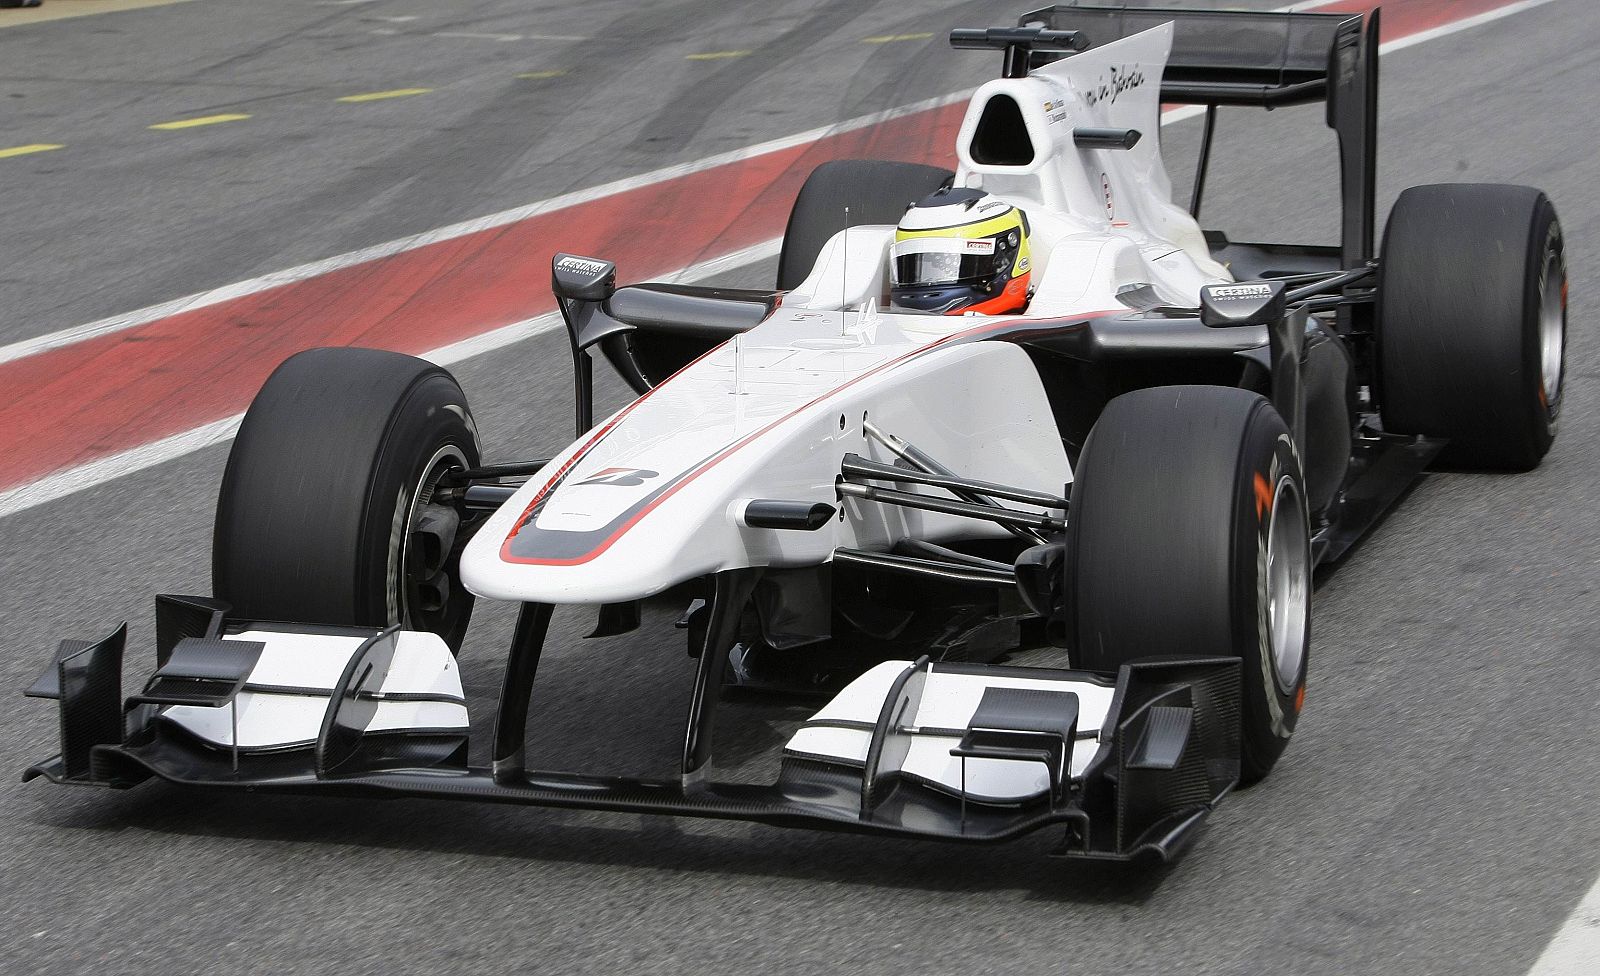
<box><xmin>0</xmin><ymin>236</ymin><xmax>785</xmax><ymax>520</ymax></box>
<box><xmin>1526</xmin><ymin>872</ymin><xmax>1600</xmax><ymax>975</ymax></box>
<box><xmin>0</xmin><ymin>90</ymin><xmax>971</xmax><ymax>369</ymax></box>
<box><xmin>0</xmin><ymin>0</ymin><xmax>1565</xmax><ymax>519</ymax></box>
<box><xmin>1381</xmin><ymin>0</ymin><xmax>1562</xmax><ymax>54</ymax></box>
<box><xmin>16</xmin><ymin>0</ymin><xmax>1543</xmax><ymax>371</ymax></box>
<box><xmin>0</xmin><ymin>413</ymin><xmax>246</xmax><ymax>521</ymax></box>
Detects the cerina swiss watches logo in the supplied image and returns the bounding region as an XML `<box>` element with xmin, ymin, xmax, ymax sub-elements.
<box><xmin>1212</xmin><ymin>283</ymin><xmax>1274</xmax><ymax>300</ymax></box>
<box><xmin>557</xmin><ymin>256</ymin><xmax>610</xmax><ymax>276</ymax></box>
<box><xmin>576</xmin><ymin>467</ymin><xmax>659</xmax><ymax>487</ymax></box>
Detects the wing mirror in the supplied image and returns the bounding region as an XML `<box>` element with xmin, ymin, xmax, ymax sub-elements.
<box><xmin>1199</xmin><ymin>279</ymin><xmax>1287</xmax><ymax>328</ymax></box>
<box><xmin>1073</xmin><ymin>128</ymin><xmax>1142</xmax><ymax>150</ymax></box>
<box><xmin>552</xmin><ymin>253</ymin><xmax>617</xmax><ymax>303</ymax></box>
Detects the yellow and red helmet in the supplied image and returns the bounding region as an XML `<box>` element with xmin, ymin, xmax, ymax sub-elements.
<box><xmin>889</xmin><ymin>188</ymin><xmax>1032</xmax><ymax>315</ymax></box>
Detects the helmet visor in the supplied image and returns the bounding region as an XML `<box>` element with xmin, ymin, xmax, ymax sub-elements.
<box><xmin>890</xmin><ymin>237</ymin><xmax>1002</xmax><ymax>288</ymax></box>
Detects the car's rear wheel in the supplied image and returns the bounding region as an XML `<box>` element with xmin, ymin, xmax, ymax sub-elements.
<box><xmin>1066</xmin><ymin>385</ymin><xmax>1310</xmax><ymax>785</ymax></box>
<box><xmin>1377</xmin><ymin>183</ymin><xmax>1566</xmax><ymax>469</ymax></box>
<box><xmin>776</xmin><ymin>159</ymin><xmax>954</xmax><ymax>290</ymax></box>
<box><xmin>213</xmin><ymin>347</ymin><xmax>482</xmax><ymax>650</ymax></box>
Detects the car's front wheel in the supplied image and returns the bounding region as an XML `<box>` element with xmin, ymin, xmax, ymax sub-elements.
<box><xmin>1065</xmin><ymin>385</ymin><xmax>1311</xmax><ymax>784</ymax></box>
<box><xmin>212</xmin><ymin>347</ymin><xmax>482</xmax><ymax>650</ymax></box>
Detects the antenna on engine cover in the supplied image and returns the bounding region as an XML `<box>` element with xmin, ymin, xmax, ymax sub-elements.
<box><xmin>841</xmin><ymin>205</ymin><xmax>850</xmax><ymax>335</ymax></box>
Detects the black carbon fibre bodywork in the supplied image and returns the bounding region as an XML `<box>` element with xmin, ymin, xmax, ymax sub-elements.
<box><xmin>23</xmin><ymin>595</ymin><xmax>1238</xmax><ymax>860</ymax></box>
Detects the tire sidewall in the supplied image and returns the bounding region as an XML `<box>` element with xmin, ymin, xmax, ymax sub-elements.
<box><xmin>1525</xmin><ymin>211</ymin><xmax>1565</xmax><ymax>439</ymax></box>
<box><xmin>1234</xmin><ymin>422</ymin><xmax>1309</xmax><ymax>780</ymax></box>
<box><xmin>359</xmin><ymin>375</ymin><xmax>481</xmax><ymax>643</ymax></box>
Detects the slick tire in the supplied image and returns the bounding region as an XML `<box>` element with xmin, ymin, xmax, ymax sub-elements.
<box><xmin>1066</xmin><ymin>386</ymin><xmax>1311</xmax><ymax>785</ymax></box>
<box><xmin>213</xmin><ymin>348</ymin><xmax>482</xmax><ymax>650</ymax></box>
<box><xmin>1377</xmin><ymin>183</ymin><xmax>1566</xmax><ymax>469</ymax></box>
<box><xmin>776</xmin><ymin>159</ymin><xmax>954</xmax><ymax>290</ymax></box>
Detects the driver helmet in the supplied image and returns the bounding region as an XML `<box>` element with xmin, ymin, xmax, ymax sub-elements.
<box><xmin>889</xmin><ymin>187</ymin><xmax>1032</xmax><ymax>315</ymax></box>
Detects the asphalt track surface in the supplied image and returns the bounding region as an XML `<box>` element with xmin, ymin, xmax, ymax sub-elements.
<box><xmin>2</xmin><ymin>1</ymin><xmax>1598</xmax><ymax>974</ymax></box>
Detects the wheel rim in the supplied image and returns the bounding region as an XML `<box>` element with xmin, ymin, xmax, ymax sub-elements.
<box><xmin>401</xmin><ymin>445</ymin><xmax>469</xmax><ymax>636</ymax></box>
<box><xmin>1266</xmin><ymin>475</ymin><xmax>1310</xmax><ymax>696</ymax></box>
<box><xmin>1539</xmin><ymin>247</ymin><xmax>1565</xmax><ymax>414</ymax></box>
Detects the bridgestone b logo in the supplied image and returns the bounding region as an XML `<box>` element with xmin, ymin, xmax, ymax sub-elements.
<box><xmin>1211</xmin><ymin>283</ymin><xmax>1273</xmax><ymax>301</ymax></box>
<box><xmin>576</xmin><ymin>467</ymin><xmax>658</xmax><ymax>487</ymax></box>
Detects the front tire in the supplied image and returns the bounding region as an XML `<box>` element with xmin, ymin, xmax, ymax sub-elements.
<box><xmin>1378</xmin><ymin>183</ymin><xmax>1566</xmax><ymax>469</ymax></box>
<box><xmin>213</xmin><ymin>348</ymin><xmax>482</xmax><ymax>649</ymax></box>
<box><xmin>1066</xmin><ymin>386</ymin><xmax>1310</xmax><ymax>784</ymax></box>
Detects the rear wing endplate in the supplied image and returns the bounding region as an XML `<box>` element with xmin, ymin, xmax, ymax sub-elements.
<box><xmin>1015</xmin><ymin>4</ymin><xmax>1380</xmax><ymax>269</ymax></box>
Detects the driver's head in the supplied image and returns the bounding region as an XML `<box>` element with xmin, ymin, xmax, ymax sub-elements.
<box><xmin>889</xmin><ymin>188</ymin><xmax>1031</xmax><ymax>315</ymax></box>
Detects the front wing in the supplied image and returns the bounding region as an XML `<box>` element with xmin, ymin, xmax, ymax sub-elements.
<box><xmin>23</xmin><ymin>594</ymin><xmax>1239</xmax><ymax>860</ymax></box>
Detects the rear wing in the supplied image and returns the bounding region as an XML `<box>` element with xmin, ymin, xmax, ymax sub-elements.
<box><xmin>1010</xmin><ymin>4</ymin><xmax>1380</xmax><ymax>270</ymax></box>
<box><xmin>1020</xmin><ymin>4</ymin><xmax>1368</xmax><ymax>107</ymax></box>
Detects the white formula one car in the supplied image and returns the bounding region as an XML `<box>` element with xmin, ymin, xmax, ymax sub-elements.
<box><xmin>26</xmin><ymin>5</ymin><xmax>1567</xmax><ymax>862</ymax></box>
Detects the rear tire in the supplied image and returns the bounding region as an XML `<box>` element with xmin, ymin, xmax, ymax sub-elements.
<box><xmin>776</xmin><ymin>159</ymin><xmax>954</xmax><ymax>290</ymax></box>
<box><xmin>1066</xmin><ymin>386</ymin><xmax>1310</xmax><ymax>784</ymax></box>
<box><xmin>213</xmin><ymin>348</ymin><xmax>482</xmax><ymax>649</ymax></box>
<box><xmin>1378</xmin><ymin>183</ymin><xmax>1566</xmax><ymax>469</ymax></box>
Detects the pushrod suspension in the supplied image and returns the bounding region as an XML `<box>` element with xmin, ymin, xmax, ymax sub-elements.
<box><xmin>833</xmin><ymin>547</ymin><xmax>1016</xmax><ymax>587</ymax></box>
<box><xmin>862</xmin><ymin>421</ymin><xmax>1053</xmax><ymax>544</ymax></box>
<box><xmin>837</xmin><ymin>482</ymin><xmax>1065</xmax><ymax>533</ymax></box>
<box><xmin>841</xmin><ymin>453</ymin><xmax>1068</xmax><ymax>509</ymax></box>
<box><xmin>1285</xmin><ymin>264</ymin><xmax>1376</xmax><ymax>304</ymax></box>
